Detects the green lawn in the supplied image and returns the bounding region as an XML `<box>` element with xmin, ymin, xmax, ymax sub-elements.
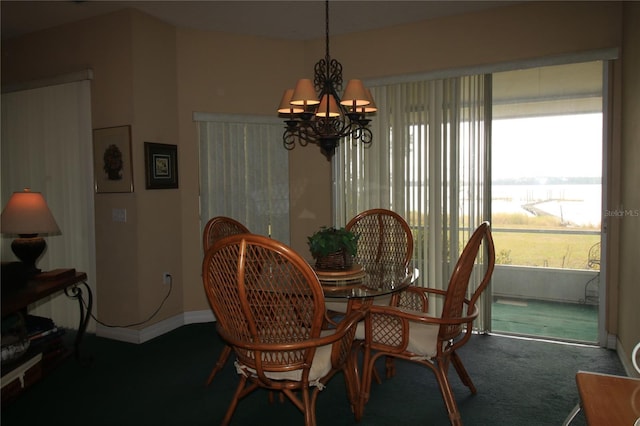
<box><xmin>489</xmin><ymin>213</ymin><xmax>600</xmax><ymax>270</ymax></box>
<box><xmin>408</xmin><ymin>214</ymin><xmax>601</xmax><ymax>270</ymax></box>
<box><xmin>492</xmin><ymin>230</ymin><xmax>600</xmax><ymax>269</ymax></box>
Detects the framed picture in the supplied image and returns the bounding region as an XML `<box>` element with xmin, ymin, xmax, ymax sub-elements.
<box><xmin>93</xmin><ymin>125</ymin><xmax>134</xmax><ymax>193</ymax></box>
<box><xmin>144</xmin><ymin>142</ymin><xmax>178</xmax><ymax>189</ymax></box>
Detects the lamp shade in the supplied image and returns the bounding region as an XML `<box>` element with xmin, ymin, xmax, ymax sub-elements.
<box><xmin>316</xmin><ymin>94</ymin><xmax>341</xmax><ymax>118</ymax></box>
<box><xmin>360</xmin><ymin>88</ymin><xmax>378</xmax><ymax>113</ymax></box>
<box><xmin>1</xmin><ymin>189</ymin><xmax>60</xmax><ymax>235</ymax></box>
<box><xmin>340</xmin><ymin>79</ymin><xmax>370</xmax><ymax>107</ymax></box>
<box><xmin>290</xmin><ymin>79</ymin><xmax>320</xmax><ymax>106</ymax></box>
<box><xmin>277</xmin><ymin>89</ymin><xmax>304</xmax><ymax>114</ymax></box>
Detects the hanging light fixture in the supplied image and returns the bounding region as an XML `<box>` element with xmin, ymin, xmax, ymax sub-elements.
<box><xmin>277</xmin><ymin>0</ymin><xmax>376</xmax><ymax>160</ymax></box>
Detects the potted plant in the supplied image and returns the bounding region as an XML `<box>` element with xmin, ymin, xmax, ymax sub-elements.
<box><xmin>307</xmin><ymin>226</ymin><xmax>359</xmax><ymax>270</ymax></box>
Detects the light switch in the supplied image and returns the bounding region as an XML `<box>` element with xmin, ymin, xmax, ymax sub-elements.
<box><xmin>112</xmin><ymin>208</ymin><xmax>127</xmax><ymax>223</ymax></box>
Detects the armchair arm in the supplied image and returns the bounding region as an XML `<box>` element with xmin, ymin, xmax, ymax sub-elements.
<box><xmin>365</xmin><ymin>300</ymin><xmax>479</xmax><ymax>355</ymax></box>
<box><xmin>370</xmin><ymin>302</ymin><xmax>478</xmax><ymax>326</ymax></box>
<box><xmin>395</xmin><ymin>285</ymin><xmax>479</xmax><ymax>317</ymax></box>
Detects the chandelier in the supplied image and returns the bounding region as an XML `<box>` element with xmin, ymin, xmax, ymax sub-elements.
<box><xmin>277</xmin><ymin>0</ymin><xmax>376</xmax><ymax>160</ymax></box>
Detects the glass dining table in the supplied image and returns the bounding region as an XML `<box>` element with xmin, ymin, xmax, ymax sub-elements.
<box><xmin>313</xmin><ymin>263</ymin><xmax>419</xmax><ymax>420</ymax></box>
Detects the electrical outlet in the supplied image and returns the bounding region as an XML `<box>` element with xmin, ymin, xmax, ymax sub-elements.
<box><xmin>163</xmin><ymin>272</ymin><xmax>171</xmax><ymax>285</ymax></box>
<box><xmin>112</xmin><ymin>208</ymin><xmax>127</xmax><ymax>222</ymax></box>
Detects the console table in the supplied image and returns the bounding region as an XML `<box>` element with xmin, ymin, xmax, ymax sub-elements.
<box><xmin>1</xmin><ymin>270</ymin><xmax>92</xmax><ymax>360</ymax></box>
<box><xmin>574</xmin><ymin>371</ymin><xmax>640</xmax><ymax>425</ymax></box>
<box><xmin>1</xmin><ymin>270</ymin><xmax>92</xmax><ymax>404</ymax></box>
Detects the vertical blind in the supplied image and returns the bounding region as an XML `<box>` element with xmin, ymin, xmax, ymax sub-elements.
<box><xmin>196</xmin><ymin>114</ymin><xmax>290</xmax><ymax>245</ymax></box>
<box><xmin>335</xmin><ymin>74</ymin><xmax>492</xmax><ymax>331</ymax></box>
<box><xmin>1</xmin><ymin>79</ymin><xmax>96</xmax><ymax>331</ymax></box>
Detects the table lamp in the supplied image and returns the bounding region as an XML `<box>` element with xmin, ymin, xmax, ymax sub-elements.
<box><xmin>1</xmin><ymin>188</ymin><xmax>60</xmax><ymax>278</ymax></box>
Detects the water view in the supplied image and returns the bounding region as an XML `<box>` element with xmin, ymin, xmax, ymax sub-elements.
<box><xmin>493</xmin><ymin>180</ymin><xmax>601</xmax><ymax>228</ymax></box>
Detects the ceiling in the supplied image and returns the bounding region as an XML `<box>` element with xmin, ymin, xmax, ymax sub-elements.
<box><xmin>1</xmin><ymin>0</ymin><xmax>514</xmax><ymax>41</ymax></box>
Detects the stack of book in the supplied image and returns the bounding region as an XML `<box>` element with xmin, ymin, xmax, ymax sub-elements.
<box><xmin>24</xmin><ymin>315</ymin><xmax>67</xmax><ymax>367</ymax></box>
<box><xmin>1</xmin><ymin>314</ymin><xmax>68</xmax><ymax>404</ymax></box>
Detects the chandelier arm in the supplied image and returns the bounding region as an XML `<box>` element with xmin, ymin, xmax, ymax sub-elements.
<box><xmin>283</xmin><ymin>127</ymin><xmax>312</xmax><ymax>149</ymax></box>
<box><xmin>283</xmin><ymin>132</ymin><xmax>296</xmax><ymax>150</ymax></box>
<box><xmin>361</xmin><ymin>128</ymin><xmax>373</xmax><ymax>145</ymax></box>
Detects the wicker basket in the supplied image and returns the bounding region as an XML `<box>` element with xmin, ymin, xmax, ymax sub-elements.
<box><xmin>314</xmin><ymin>250</ymin><xmax>353</xmax><ymax>270</ymax></box>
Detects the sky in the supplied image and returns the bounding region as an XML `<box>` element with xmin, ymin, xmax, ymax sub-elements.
<box><xmin>491</xmin><ymin>113</ymin><xmax>603</xmax><ymax>180</ymax></box>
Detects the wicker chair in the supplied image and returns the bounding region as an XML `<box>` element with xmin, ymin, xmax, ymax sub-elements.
<box><xmin>202</xmin><ymin>234</ymin><xmax>365</xmax><ymax>426</ymax></box>
<box><xmin>202</xmin><ymin>215</ymin><xmax>250</xmax><ymax>252</ymax></box>
<box><xmin>325</xmin><ymin>209</ymin><xmax>414</xmax><ymax>320</ymax></box>
<box><xmin>202</xmin><ymin>216</ymin><xmax>250</xmax><ymax>386</ymax></box>
<box><xmin>346</xmin><ymin>208</ymin><xmax>414</xmax><ymax>279</ymax></box>
<box><xmin>357</xmin><ymin>221</ymin><xmax>495</xmax><ymax>426</ymax></box>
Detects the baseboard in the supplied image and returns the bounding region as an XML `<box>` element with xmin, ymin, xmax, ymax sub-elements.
<box><xmin>184</xmin><ymin>309</ymin><xmax>216</xmax><ymax>324</ymax></box>
<box><xmin>606</xmin><ymin>332</ymin><xmax>617</xmax><ymax>349</ymax></box>
<box><xmin>95</xmin><ymin>310</ymin><xmax>216</xmax><ymax>344</ymax></box>
<box><xmin>616</xmin><ymin>337</ymin><xmax>640</xmax><ymax>378</ymax></box>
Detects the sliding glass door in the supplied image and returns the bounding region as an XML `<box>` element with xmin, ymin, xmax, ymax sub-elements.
<box><xmin>490</xmin><ymin>61</ymin><xmax>604</xmax><ymax>343</ymax></box>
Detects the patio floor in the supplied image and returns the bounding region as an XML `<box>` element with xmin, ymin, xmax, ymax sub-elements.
<box><xmin>491</xmin><ymin>298</ymin><xmax>598</xmax><ymax>343</ymax></box>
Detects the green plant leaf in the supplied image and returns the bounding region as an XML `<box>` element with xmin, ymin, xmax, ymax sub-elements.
<box><xmin>307</xmin><ymin>226</ymin><xmax>359</xmax><ymax>258</ymax></box>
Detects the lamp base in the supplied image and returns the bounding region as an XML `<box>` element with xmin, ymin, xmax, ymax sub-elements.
<box><xmin>11</xmin><ymin>235</ymin><xmax>46</xmax><ymax>278</ymax></box>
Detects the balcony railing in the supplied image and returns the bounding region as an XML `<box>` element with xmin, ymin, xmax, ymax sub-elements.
<box><xmin>409</xmin><ymin>226</ymin><xmax>600</xmax><ymax>305</ymax></box>
<box><xmin>491</xmin><ymin>226</ymin><xmax>600</xmax><ymax>305</ymax></box>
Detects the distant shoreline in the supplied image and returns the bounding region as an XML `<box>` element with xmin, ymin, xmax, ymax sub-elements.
<box><xmin>492</xmin><ymin>176</ymin><xmax>601</xmax><ymax>185</ymax></box>
<box><xmin>492</xmin><ymin>183</ymin><xmax>602</xmax><ymax>226</ymax></box>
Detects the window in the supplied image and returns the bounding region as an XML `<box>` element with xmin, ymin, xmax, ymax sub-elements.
<box><xmin>1</xmin><ymin>78</ymin><xmax>96</xmax><ymax>331</ymax></box>
<box><xmin>196</xmin><ymin>114</ymin><xmax>290</xmax><ymax>244</ymax></box>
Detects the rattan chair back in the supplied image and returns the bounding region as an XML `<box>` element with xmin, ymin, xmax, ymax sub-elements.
<box><xmin>440</xmin><ymin>221</ymin><xmax>495</xmax><ymax>341</ymax></box>
<box><xmin>346</xmin><ymin>209</ymin><xmax>413</xmax><ymax>274</ymax></box>
<box><xmin>202</xmin><ymin>216</ymin><xmax>250</xmax><ymax>252</ymax></box>
<box><xmin>204</xmin><ymin>234</ymin><xmax>325</xmax><ymax>371</ymax></box>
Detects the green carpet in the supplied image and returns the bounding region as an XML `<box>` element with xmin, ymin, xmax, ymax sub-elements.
<box><xmin>1</xmin><ymin>323</ymin><xmax>624</xmax><ymax>425</ymax></box>
<box><xmin>492</xmin><ymin>299</ymin><xmax>598</xmax><ymax>343</ymax></box>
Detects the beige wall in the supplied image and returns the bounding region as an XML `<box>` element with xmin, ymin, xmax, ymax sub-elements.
<box><xmin>2</xmin><ymin>1</ymin><xmax>637</xmax><ymax>364</ymax></box>
<box><xmin>129</xmin><ymin>11</ymin><xmax>183</xmax><ymax>326</ymax></box>
<box><xmin>618</xmin><ymin>1</ymin><xmax>640</xmax><ymax>375</ymax></box>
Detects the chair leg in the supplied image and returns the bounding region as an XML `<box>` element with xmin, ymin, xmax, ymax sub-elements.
<box><xmin>301</xmin><ymin>387</ymin><xmax>315</xmax><ymax>426</ymax></box>
<box><xmin>434</xmin><ymin>359</ymin><xmax>463</xmax><ymax>426</ymax></box>
<box><xmin>343</xmin><ymin>356</ymin><xmax>360</xmax><ymax>413</ymax></box>
<box><xmin>562</xmin><ymin>403</ymin><xmax>581</xmax><ymax>426</ymax></box>
<box><xmin>221</xmin><ymin>374</ymin><xmax>248</xmax><ymax>426</ymax></box>
<box><xmin>373</xmin><ymin>367</ymin><xmax>383</xmax><ymax>384</ymax></box>
<box><xmin>205</xmin><ymin>344</ymin><xmax>232</xmax><ymax>386</ymax></box>
<box><xmin>384</xmin><ymin>356</ymin><xmax>396</xmax><ymax>379</ymax></box>
<box><xmin>451</xmin><ymin>350</ymin><xmax>477</xmax><ymax>394</ymax></box>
